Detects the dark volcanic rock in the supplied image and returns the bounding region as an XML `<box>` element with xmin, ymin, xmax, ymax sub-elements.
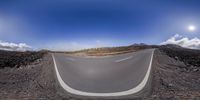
<box><xmin>159</xmin><ymin>45</ymin><xmax>200</xmax><ymax>72</ymax></box>
<box><xmin>145</xmin><ymin>50</ymin><xmax>200</xmax><ymax>100</ymax></box>
<box><xmin>0</xmin><ymin>50</ymin><xmax>46</xmax><ymax>68</ymax></box>
<box><xmin>0</xmin><ymin>54</ymin><xmax>65</xmax><ymax>99</ymax></box>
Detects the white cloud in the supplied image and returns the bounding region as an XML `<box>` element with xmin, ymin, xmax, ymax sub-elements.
<box><xmin>161</xmin><ymin>34</ymin><xmax>200</xmax><ymax>49</ymax></box>
<box><xmin>0</xmin><ymin>40</ymin><xmax>32</xmax><ymax>51</ymax></box>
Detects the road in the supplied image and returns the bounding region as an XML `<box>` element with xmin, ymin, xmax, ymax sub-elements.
<box><xmin>52</xmin><ymin>49</ymin><xmax>155</xmax><ymax>97</ymax></box>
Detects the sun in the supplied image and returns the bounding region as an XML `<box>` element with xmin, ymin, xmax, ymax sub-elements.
<box><xmin>188</xmin><ymin>25</ymin><xmax>196</xmax><ymax>32</ymax></box>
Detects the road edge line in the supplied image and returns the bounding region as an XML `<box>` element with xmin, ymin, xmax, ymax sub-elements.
<box><xmin>52</xmin><ymin>49</ymin><xmax>155</xmax><ymax>97</ymax></box>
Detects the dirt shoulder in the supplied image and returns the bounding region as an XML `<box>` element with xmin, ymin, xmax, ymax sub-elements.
<box><xmin>0</xmin><ymin>54</ymin><xmax>62</xmax><ymax>99</ymax></box>
<box><xmin>145</xmin><ymin>49</ymin><xmax>200</xmax><ymax>100</ymax></box>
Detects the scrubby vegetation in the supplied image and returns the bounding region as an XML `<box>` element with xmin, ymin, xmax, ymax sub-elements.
<box><xmin>70</xmin><ymin>44</ymin><xmax>157</xmax><ymax>56</ymax></box>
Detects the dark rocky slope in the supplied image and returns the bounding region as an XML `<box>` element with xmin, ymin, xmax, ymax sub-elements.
<box><xmin>146</xmin><ymin>49</ymin><xmax>200</xmax><ymax>100</ymax></box>
<box><xmin>0</xmin><ymin>50</ymin><xmax>46</xmax><ymax>68</ymax></box>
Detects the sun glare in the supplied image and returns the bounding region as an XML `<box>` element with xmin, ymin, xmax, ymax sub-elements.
<box><xmin>188</xmin><ymin>25</ymin><xmax>196</xmax><ymax>32</ymax></box>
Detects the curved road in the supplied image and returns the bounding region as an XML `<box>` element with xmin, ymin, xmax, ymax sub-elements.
<box><xmin>52</xmin><ymin>49</ymin><xmax>154</xmax><ymax>97</ymax></box>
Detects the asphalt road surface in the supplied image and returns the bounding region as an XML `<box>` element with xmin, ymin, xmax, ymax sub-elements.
<box><xmin>52</xmin><ymin>49</ymin><xmax>154</xmax><ymax>97</ymax></box>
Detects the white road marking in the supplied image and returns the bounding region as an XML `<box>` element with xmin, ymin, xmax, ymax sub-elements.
<box><xmin>52</xmin><ymin>49</ymin><xmax>154</xmax><ymax>97</ymax></box>
<box><xmin>115</xmin><ymin>56</ymin><xmax>133</xmax><ymax>62</ymax></box>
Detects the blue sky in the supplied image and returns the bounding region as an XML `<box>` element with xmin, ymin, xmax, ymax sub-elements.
<box><xmin>0</xmin><ymin>0</ymin><xmax>200</xmax><ymax>51</ymax></box>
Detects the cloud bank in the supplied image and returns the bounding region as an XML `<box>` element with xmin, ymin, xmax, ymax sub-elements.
<box><xmin>0</xmin><ymin>40</ymin><xmax>32</xmax><ymax>51</ymax></box>
<box><xmin>161</xmin><ymin>34</ymin><xmax>200</xmax><ymax>49</ymax></box>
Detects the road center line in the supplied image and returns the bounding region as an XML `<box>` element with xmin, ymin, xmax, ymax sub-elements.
<box><xmin>52</xmin><ymin>49</ymin><xmax>154</xmax><ymax>97</ymax></box>
<box><xmin>115</xmin><ymin>56</ymin><xmax>133</xmax><ymax>62</ymax></box>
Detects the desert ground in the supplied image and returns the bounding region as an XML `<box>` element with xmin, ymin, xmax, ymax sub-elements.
<box><xmin>0</xmin><ymin>44</ymin><xmax>200</xmax><ymax>100</ymax></box>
